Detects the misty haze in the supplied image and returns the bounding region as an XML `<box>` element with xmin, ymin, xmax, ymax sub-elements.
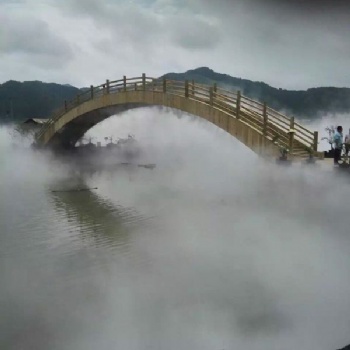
<box><xmin>1</xmin><ymin>1</ymin><xmax>350</xmax><ymax>350</ymax></box>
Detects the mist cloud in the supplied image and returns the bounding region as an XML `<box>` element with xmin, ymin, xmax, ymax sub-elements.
<box><xmin>2</xmin><ymin>110</ymin><xmax>350</xmax><ymax>349</ymax></box>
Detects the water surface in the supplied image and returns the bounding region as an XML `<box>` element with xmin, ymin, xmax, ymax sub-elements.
<box><xmin>1</xmin><ymin>109</ymin><xmax>350</xmax><ymax>350</ymax></box>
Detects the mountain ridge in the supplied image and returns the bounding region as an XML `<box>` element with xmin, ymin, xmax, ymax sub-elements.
<box><xmin>163</xmin><ymin>67</ymin><xmax>350</xmax><ymax>118</ymax></box>
<box><xmin>1</xmin><ymin>67</ymin><xmax>350</xmax><ymax>122</ymax></box>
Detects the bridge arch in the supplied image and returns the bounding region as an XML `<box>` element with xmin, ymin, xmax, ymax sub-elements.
<box><xmin>35</xmin><ymin>76</ymin><xmax>320</xmax><ymax>159</ymax></box>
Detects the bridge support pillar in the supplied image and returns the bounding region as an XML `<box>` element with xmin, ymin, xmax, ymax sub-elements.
<box><xmin>313</xmin><ymin>131</ymin><xmax>318</xmax><ymax>152</ymax></box>
<box><xmin>289</xmin><ymin>132</ymin><xmax>295</xmax><ymax>155</ymax></box>
<box><xmin>289</xmin><ymin>117</ymin><xmax>295</xmax><ymax>155</ymax></box>
<box><xmin>213</xmin><ymin>84</ymin><xmax>217</xmax><ymax>103</ymax></box>
<box><xmin>185</xmin><ymin>80</ymin><xmax>189</xmax><ymax>98</ymax></box>
<box><xmin>142</xmin><ymin>73</ymin><xmax>146</xmax><ymax>91</ymax></box>
<box><xmin>263</xmin><ymin>102</ymin><xmax>268</xmax><ymax>136</ymax></box>
<box><xmin>236</xmin><ymin>91</ymin><xmax>241</xmax><ymax>119</ymax></box>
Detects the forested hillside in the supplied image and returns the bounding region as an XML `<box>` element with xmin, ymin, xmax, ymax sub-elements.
<box><xmin>163</xmin><ymin>67</ymin><xmax>350</xmax><ymax>118</ymax></box>
<box><xmin>1</xmin><ymin>68</ymin><xmax>350</xmax><ymax>123</ymax></box>
<box><xmin>0</xmin><ymin>80</ymin><xmax>79</xmax><ymax>122</ymax></box>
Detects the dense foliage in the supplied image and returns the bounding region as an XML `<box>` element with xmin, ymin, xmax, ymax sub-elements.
<box><xmin>0</xmin><ymin>80</ymin><xmax>79</xmax><ymax>122</ymax></box>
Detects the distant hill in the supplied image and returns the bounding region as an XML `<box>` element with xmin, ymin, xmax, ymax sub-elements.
<box><xmin>1</xmin><ymin>68</ymin><xmax>350</xmax><ymax>123</ymax></box>
<box><xmin>163</xmin><ymin>67</ymin><xmax>350</xmax><ymax>118</ymax></box>
<box><xmin>0</xmin><ymin>80</ymin><xmax>79</xmax><ymax>123</ymax></box>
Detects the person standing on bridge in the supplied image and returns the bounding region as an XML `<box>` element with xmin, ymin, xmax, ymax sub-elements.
<box><xmin>333</xmin><ymin>125</ymin><xmax>343</xmax><ymax>165</ymax></box>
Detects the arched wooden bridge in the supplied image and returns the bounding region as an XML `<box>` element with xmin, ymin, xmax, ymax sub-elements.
<box><xmin>35</xmin><ymin>74</ymin><xmax>321</xmax><ymax>159</ymax></box>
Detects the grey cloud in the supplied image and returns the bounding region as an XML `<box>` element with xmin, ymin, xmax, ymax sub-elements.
<box><xmin>250</xmin><ymin>0</ymin><xmax>350</xmax><ymax>14</ymax></box>
<box><xmin>191</xmin><ymin>0</ymin><xmax>350</xmax><ymax>14</ymax></box>
<box><xmin>51</xmin><ymin>0</ymin><xmax>350</xmax><ymax>87</ymax></box>
<box><xmin>169</xmin><ymin>16</ymin><xmax>221</xmax><ymax>50</ymax></box>
<box><xmin>184</xmin><ymin>0</ymin><xmax>350</xmax><ymax>88</ymax></box>
<box><xmin>57</xmin><ymin>0</ymin><xmax>219</xmax><ymax>51</ymax></box>
<box><xmin>57</xmin><ymin>0</ymin><xmax>104</xmax><ymax>15</ymax></box>
<box><xmin>0</xmin><ymin>0</ymin><xmax>24</xmax><ymax>3</ymax></box>
<box><xmin>59</xmin><ymin>0</ymin><xmax>162</xmax><ymax>50</ymax></box>
<box><xmin>0</xmin><ymin>16</ymin><xmax>73</xmax><ymax>67</ymax></box>
<box><xmin>0</xmin><ymin>0</ymin><xmax>349</xmax><ymax>88</ymax></box>
<box><xmin>196</xmin><ymin>0</ymin><xmax>350</xmax><ymax>40</ymax></box>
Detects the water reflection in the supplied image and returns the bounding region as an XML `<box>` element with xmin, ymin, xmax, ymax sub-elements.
<box><xmin>49</xmin><ymin>175</ymin><xmax>148</xmax><ymax>251</ymax></box>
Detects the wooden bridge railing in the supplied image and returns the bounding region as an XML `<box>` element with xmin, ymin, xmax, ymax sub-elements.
<box><xmin>35</xmin><ymin>74</ymin><xmax>318</xmax><ymax>154</ymax></box>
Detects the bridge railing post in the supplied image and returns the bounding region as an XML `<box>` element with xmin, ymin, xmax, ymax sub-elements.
<box><xmin>313</xmin><ymin>131</ymin><xmax>318</xmax><ymax>152</ymax></box>
<box><xmin>263</xmin><ymin>102</ymin><xmax>268</xmax><ymax>135</ymax></box>
<box><xmin>213</xmin><ymin>83</ymin><xmax>217</xmax><ymax>103</ymax></box>
<box><xmin>123</xmin><ymin>76</ymin><xmax>127</xmax><ymax>92</ymax></box>
<box><xmin>163</xmin><ymin>77</ymin><xmax>166</xmax><ymax>93</ymax></box>
<box><xmin>209</xmin><ymin>87</ymin><xmax>214</xmax><ymax>106</ymax></box>
<box><xmin>185</xmin><ymin>80</ymin><xmax>189</xmax><ymax>98</ymax></box>
<box><xmin>90</xmin><ymin>85</ymin><xmax>94</xmax><ymax>99</ymax></box>
<box><xmin>236</xmin><ymin>91</ymin><xmax>241</xmax><ymax>119</ymax></box>
<box><xmin>106</xmin><ymin>79</ymin><xmax>110</xmax><ymax>94</ymax></box>
<box><xmin>134</xmin><ymin>82</ymin><xmax>137</xmax><ymax>91</ymax></box>
<box><xmin>142</xmin><ymin>73</ymin><xmax>146</xmax><ymax>91</ymax></box>
<box><xmin>289</xmin><ymin>116</ymin><xmax>295</xmax><ymax>154</ymax></box>
<box><xmin>191</xmin><ymin>80</ymin><xmax>195</xmax><ymax>96</ymax></box>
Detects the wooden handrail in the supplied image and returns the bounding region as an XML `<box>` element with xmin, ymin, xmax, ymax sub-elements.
<box><xmin>294</xmin><ymin>123</ymin><xmax>314</xmax><ymax>137</ymax></box>
<box><xmin>266</xmin><ymin>106</ymin><xmax>291</xmax><ymax>122</ymax></box>
<box><xmin>241</xmin><ymin>95</ymin><xmax>265</xmax><ymax>108</ymax></box>
<box><xmin>216</xmin><ymin>87</ymin><xmax>238</xmax><ymax>98</ymax></box>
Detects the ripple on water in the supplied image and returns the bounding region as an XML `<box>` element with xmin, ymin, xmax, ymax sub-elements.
<box><xmin>47</xmin><ymin>187</ymin><xmax>151</xmax><ymax>255</ymax></box>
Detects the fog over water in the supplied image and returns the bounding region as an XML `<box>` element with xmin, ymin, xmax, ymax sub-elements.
<box><xmin>1</xmin><ymin>108</ymin><xmax>350</xmax><ymax>350</ymax></box>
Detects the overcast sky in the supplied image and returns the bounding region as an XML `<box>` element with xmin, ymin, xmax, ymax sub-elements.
<box><xmin>1</xmin><ymin>0</ymin><xmax>349</xmax><ymax>89</ymax></box>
